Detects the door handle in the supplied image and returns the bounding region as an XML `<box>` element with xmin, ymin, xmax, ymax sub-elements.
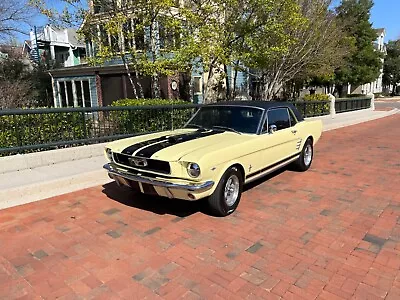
<box><xmin>291</xmin><ymin>129</ymin><xmax>297</xmax><ymax>134</ymax></box>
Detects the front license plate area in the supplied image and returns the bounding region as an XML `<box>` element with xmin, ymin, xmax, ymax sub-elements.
<box><xmin>141</xmin><ymin>183</ymin><xmax>158</xmax><ymax>196</ymax></box>
<box><xmin>115</xmin><ymin>176</ymin><xmax>130</xmax><ymax>187</ymax></box>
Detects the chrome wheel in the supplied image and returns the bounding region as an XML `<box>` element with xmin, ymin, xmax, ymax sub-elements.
<box><xmin>304</xmin><ymin>144</ymin><xmax>313</xmax><ymax>166</ymax></box>
<box><xmin>224</xmin><ymin>175</ymin><xmax>240</xmax><ymax>206</ymax></box>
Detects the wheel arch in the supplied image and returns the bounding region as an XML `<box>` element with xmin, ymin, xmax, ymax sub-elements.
<box><xmin>207</xmin><ymin>161</ymin><xmax>246</xmax><ymax>194</ymax></box>
<box><xmin>302</xmin><ymin>135</ymin><xmax>314</xmax><ymax>148</ymax></box>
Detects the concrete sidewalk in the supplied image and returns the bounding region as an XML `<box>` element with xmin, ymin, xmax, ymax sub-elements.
<box><xmin>0</xmin><ymin>107</ymin><xmax>398</xmax><ymax>209</ymax></box>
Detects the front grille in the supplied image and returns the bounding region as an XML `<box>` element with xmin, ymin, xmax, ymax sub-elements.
<box><xmin>113</xmin><ymin>153</ymin><xmax>171</xmax><ymax>174</ymax></box>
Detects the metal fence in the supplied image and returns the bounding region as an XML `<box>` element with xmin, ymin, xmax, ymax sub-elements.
<box><xmin>0</xmin><ymin>98</ymin><xmax>370</xmax><ymax>155</ymax></box>
<box><xmin>0</xmin><ymin>104</ymin><xmax>200</xmax><ymax>155</ymax></box>
<box><xmin>335</xmin><ymin>97</ymin><xmax>371</xmax><ymax>113</ymax></box>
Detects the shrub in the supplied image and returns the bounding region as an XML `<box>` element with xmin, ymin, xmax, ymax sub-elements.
<box><xmin>109</xmin><ymin>98</ymin><xmax>194</xmax><ymax>134</ymax></box>
<box><xmin>0</xmin><ymin>109</ymin><xmax>91</xmax><ymax>155</ymax></box>
<box><xmin>297</xmin><ymin>94</ymin><xmax>330</xmax><ymax>117</ymax></box>
<box><xmin>303</xmin><ymin>94</ymin><xmax>329</xmax><ymax>101</ymax></box>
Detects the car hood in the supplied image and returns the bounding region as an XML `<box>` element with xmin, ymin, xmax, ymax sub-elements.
<box><xmin>107</xmin><ymin>128</ymin><xmax>249</xmax><ymax>161</ymax></box>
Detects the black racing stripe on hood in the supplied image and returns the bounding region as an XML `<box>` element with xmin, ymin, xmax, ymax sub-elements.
<box><xmin>135</xmin><ymin>130</ymin><xmax>223</xmax><ymax>158</ymax></box>
<box><xmin>121</xmin><ymin>135</ymin><xmax>169</xmax><ymax>155</ymax></box>
<box><xmin>121</xmin><ymin>131</ymin><xmax>204</xmax><ymax>155</ymax></box>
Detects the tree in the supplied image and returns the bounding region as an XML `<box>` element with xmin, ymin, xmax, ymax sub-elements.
<box><xmin>382</xmin><ymin>40</ymin><xmax>400</xmax><ymax>96</ymax></box>
<box><xmin>32</xmin><ymin>0</ymin><xmax>305</xmax><ymax>102</ymax></box>
<box><xmin>0</xmin><ymin>56</ymin><xmax>53</xmax><ymax>108</ymax></box>
<box><xmin>334</xmin><ymin>0</ymin><xmax>382</xmax><ymax>96</ymax></box>
<box><xmin>175</xmin><ymin>0</ymin><xmax>305</xmax><ymax>102</ymax></box>
<box><xmin>0</xmin><ymin>0</ymin><xmax>36</xmax><ymax>41</ymax></box>
<box><xmin>241</xmin><ymin>0</ymin><xmax>350</xmax><ymax>99</ymax></box>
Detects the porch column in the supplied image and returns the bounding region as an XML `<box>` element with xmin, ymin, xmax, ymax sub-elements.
<box><xmin>81</xmin><ymin>80</ymin><xmax>86</xmax><ymax>107</ymax></box>
<box><xmin>72</xmin><ymin>80</ymin><xmax>78</xmax><ymax>107</ymax></box>
<box><xmin>64</xmin><ymin>81</ymin><xmax>69</xmax><ymax>106</ymax></box>
<box><xmin>56</xmin><ymin>80</ymin><xmax>61</xmax><ymax>107</ymax></box>
<box><xmin>50</xmin><ymin>45</ymin><xmax>56</xmax><ymax>61</ymax></box>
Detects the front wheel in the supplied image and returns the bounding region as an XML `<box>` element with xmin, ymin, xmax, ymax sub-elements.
<box><xmin>208</xmin><ymin>166</ymin><xmax>243</xmax><ymax>217</ymax></box>
<box><xmin>293</xmin><ymin>138</ymin><xmax>313</xmax><ymax>171</ymax></box>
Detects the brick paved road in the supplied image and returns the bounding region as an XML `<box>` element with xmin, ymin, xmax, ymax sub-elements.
<box><xmin>1</xmin><ymin>115</ymin><xmax>399</xmax><ymax>300</ymax></box>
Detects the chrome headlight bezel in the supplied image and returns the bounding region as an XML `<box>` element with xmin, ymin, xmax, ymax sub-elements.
<box><xmin>105</xmin><ymin>148</ymin><xmax>113</xmax><ymax>161</ymax></box>
<box><xmin>187</xmin><ymin>162</ymin><xmax>201</xmax><ymax>178</ymax></box>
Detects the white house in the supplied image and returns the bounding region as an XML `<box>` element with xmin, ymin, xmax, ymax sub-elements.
<box><xmin>29</xmin><ymin>25</ymin><xmax>86</xmax><ymax>67</ymax></box>
<box><xmin>350</xmin><ymin>28</ymin><xmax>386</xmax><ymax>95</ymax></box>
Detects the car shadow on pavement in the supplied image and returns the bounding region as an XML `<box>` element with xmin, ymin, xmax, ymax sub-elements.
<box><xmin>101</xmin><ymin>182</ymin><xmax>208</xmax><ymax>217</ymax></box>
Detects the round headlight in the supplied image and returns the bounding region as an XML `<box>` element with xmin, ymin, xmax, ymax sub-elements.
<box><xmin>105</xmin><ymin>148</ymin><xmax>113</xmax><ymax>161</ymax></box>
<box><xmin>187</xmin><ymin>163</ymin><xmax>201</xmax><ymax>178</ymax></box>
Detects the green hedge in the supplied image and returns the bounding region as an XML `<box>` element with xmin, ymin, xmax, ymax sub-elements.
<box><xmin>0</xmin><ymin>110</ymin><xmax>90</xmax><ymax>154</ymax></box>
<box><xmin>303</xmin><ymin>94</ymin><xmax>329</xmax><ymax>101</ymax></box>
<box><xmin>299</xmin><ymin>94</ymin><xmax>330</xmax><ymax>117</ymax></box>
<box><xmin>109</xmin><ymin>98</ymin><xmax>194</xmax><ymax>134</ymax></box>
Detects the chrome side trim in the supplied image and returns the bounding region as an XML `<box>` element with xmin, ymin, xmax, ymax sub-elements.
<box><xmin>244</xmin><ymin>155</ymin><xmax>299</xmax><ymax>184</ymax></box>
<box><xmin>103</xmin><ymin>163</ymin><xmax>214</xmax><ymax>192</ymax></box>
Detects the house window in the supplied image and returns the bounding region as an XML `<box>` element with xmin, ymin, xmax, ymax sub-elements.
<box><xmin>65</xmin><ymin>82</ymin><xmax>73</xmax><ymax>106</ymax></box>
<box><xmin>99</xmin><ymin>24</ymin><xmax>109</xmax><ymax>47</ymax></box>
<box><xmin>58</xmin><ymin>80</ymin><xmax>91</xmax><ymax>107</ymax></box>
<box><xmin>159</xmin><ymin>22</ymin><xmax>180</xmax><ymax>49</ymax></box>
<box><xmin>59</xmin><ymin>82</ymin><xmax>67</xmax><ymax>107</ymax></box>
<box><xmin>83</xmin><ymin>81</ymin><xmax>91</xmax><ymax>107</ymax></box>
<box><xmin>193</xmin><ymin>76</ymin><xmax>202</xmax><ymax>94</ymax></box>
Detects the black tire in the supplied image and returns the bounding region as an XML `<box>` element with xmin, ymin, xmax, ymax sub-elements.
<box><xmin>293</xmin><ymin>138</ymin><xmax>313</xmax><ymax>171</ymax></box>
<box><xmin>208</xmin><ymin>166</ymin><xmax>243</xmax><ymax>217</ymax></box>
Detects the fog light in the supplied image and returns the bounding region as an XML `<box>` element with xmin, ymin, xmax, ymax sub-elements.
<box><xmin>188</xmin><ymin>193</ymin><xmax>196</xmax><ymax>200</ymax></box>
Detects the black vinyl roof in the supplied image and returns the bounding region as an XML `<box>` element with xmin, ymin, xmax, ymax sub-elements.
<box><xmin>206</xmin><ymin>101</ymin><xmax>304</xmax><ymax>121</ymax></box>
<box><xmin>207</xmin><ymin>101</ymin><xmax>295</xmax><ymax>109</ymax></box>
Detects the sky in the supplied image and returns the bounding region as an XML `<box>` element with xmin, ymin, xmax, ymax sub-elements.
<box><xmin>370</xmin><ymin>0</ymin><xmax>400</xmax><ymax>41</ymax></box>
<box><xmin>15</xmin><ymin>0</ymin><xmax>400</xmax><ymax>43</ymax></box>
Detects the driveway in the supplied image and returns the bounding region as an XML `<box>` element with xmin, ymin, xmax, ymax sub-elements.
<box><xmin>0</xmin><ymin>115</ymin><xmax>399</xmax><ymax>299</ymax></box>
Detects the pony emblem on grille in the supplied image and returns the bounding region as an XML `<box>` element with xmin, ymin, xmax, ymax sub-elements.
<box><xmin>128</xmin><ymin>157</ymin><xmax>148</xmax><ymax>167</ymax></box>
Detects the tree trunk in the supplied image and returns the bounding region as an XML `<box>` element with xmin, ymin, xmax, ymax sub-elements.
<box><xmin>233</xmin><ymin>67</ymin><xmax>238</xmax><ymax>99</ymax></box>
<box><xmin>224</xmin><ymin>64</ymin><xmax>230</xmax><ymax>100</ymax></box>
<box><xmin>150</xmin><ymin>20</ymin><xmax>160</xmax><ymax>98</ymax></box>
<box><xmin>134</xmin><ymin>72</ymin><xmax>144</xmax><ymax>98</ymax></box>
<box><xmin>152</xmin><ymin>74</ymin><xmax>160</xmax><ymax>98</ymax></box>
<box><xmin>121</xmin><ymin>55</ymin><xmax>138</xmax><ymax>99</ymax></box>
<box><xmin>203</xmin><ymin>64</ymin><xmax>215</xmax><ymax>103</ymax></box>
<box><xmin>188</xmin><ymin>72</ymin><xmax>193</xmax><ymax>103</ymax></box>
<box><xmin>336</xmin><ymin>85</ymin><xmax>344</xmax><ymax>98</ymax></box>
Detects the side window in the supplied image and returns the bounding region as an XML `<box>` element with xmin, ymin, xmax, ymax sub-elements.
<box><xmin>288</xmin><ymin>109</ymin><xmax>297</xmax><ymax>127</ymax></box>
<box><xmin>267</xmin><ymin>108</ymin><xmax>290</xmax><ymax>131</ymax></box>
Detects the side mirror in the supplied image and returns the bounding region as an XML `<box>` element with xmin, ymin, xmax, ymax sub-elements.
<box><xmin>269</xmin><ymin>124</ymin><xmax>277</xmax><ymax>134</ymax></box>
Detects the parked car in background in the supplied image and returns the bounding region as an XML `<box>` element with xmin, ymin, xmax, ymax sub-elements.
<box><xmin>103</xmin><ymin>102</ymin><xmax>323</xmax><ymax>216</ymax></box>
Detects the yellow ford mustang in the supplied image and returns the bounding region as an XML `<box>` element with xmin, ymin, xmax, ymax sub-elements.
<box><xmin>103</xmin><ymin>101</ymin><xmax>322</xmax><ymax>216</ymax></box>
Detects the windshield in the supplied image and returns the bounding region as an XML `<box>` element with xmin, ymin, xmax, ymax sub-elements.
<box><xmin>185</xmin><ymin>106</ymin><xmax>263</xmax><ymax>134</ymax></box>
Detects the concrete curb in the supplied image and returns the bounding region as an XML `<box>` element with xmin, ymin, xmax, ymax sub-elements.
<box><xmin>0</xmin><ymin>142</ymin><xmax>107</xmax><ymax>175</ymax></box>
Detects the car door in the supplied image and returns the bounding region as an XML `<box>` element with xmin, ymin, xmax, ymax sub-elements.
<box><xmin>287</xmin><ymin>107</ymin><xmax>304</xmax><ymax>153</ymax></box>
<box><xmin>259</xmin><ymin>107</ymin><xmax>299</xmax><ymax>168</ymax></box>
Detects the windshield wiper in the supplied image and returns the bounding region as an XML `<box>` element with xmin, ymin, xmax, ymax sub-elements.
<box><xmin>185</xmin><ymin>124</ymin><xmax>207</xmax><ymax>131</ymax></box>
<box><xmin>212</xmin><ymin>126</ymin><xmax>242</xmax><ymax>135</ymax></box>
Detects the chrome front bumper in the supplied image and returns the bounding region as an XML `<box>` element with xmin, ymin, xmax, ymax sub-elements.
<box><xmin>103</xmin><ymin>163</ymin><xmax>214</xmax><ymax>193</ymax></box>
